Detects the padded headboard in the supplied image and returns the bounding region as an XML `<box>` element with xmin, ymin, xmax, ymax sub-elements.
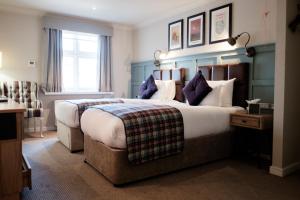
<box><xmin>153</xmin><ymin>68</ymin><xmax>186</xmax><ymax>102</ymax></box>
<box><xmin>197</xmin><ymin>63</ymin><xmax>249</xmax><ymax>108</ymax></box>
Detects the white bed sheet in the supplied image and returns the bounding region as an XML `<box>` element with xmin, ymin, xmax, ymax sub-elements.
<box><xmin>81</xmin><ymin>100</ymin><xmax>244</xmax><ymax>149</ymax></box>
<box><xmin>55</xmin><ymin>98</ymin><xmax>161</xmax><ymax>128</ymax></box>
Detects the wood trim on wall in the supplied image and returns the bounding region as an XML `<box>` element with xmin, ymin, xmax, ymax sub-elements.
<box><xmin>131</xmin><ymin>43</ymin><xmax>275</xmax><ymax>103</ymax></box>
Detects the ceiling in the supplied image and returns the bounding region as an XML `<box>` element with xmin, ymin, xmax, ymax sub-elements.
<box><xmin>0</xmin><ymin>0</ymin><xmax>214</xmax><ymax>26</ymax></box>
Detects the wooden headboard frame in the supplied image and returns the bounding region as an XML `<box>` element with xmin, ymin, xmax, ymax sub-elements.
<box><xmin>153</xmin><ymin>68</ymin><xmax>186</xmax><ymax>102</ymax></box>
<box><xmin>197</xmin><ymin>63</ymin><xmax>249</xmax><ymax>108</ymax></box>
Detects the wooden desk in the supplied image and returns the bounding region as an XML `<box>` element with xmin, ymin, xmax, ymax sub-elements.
<box><xmin>0</xmin><ymin>101</ymin><xmax>27</xmax><ymax>200</ymax></box>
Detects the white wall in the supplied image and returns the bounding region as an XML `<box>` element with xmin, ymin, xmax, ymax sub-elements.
<box><xmin>271</xmin><ymin>0</ymin><xmax>286</xmax><ymax>173</ymax></box>
<box><xmin>271</xmin><ymin>0</ymin><xmax>300</xmax><ymax>177</ymax></box>
<box><xmin>0</xmin><ymin>10</ymin><xmax>42</xmax><ymax>82</ymax></box>
<box><xmin>133</xmin><ymin>0</ymin><xmax>277</xmax><ymax>62</ymax></box>
<box><xmin>112</xmin><ymin>25</ymin><xmax>133</xmax><ymax>98</ymax></box>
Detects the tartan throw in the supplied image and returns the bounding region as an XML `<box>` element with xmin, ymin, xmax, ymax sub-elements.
<box><xmin>92</xmin><ymin>103</ymin><xmax>184</xmax><ymax>164</ymax></box>
<box><xmin>66</xmin><ymin>99</ymin><xmax>124</xmax><ymax>122</ymax></box>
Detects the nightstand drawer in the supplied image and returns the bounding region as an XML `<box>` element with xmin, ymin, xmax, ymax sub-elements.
<box><xmin>231</xmin><ymin>115</ymin><xmax>260</xmax><ymax>129</ymax></box>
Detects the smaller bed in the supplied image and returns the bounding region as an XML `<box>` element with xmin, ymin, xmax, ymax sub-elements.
<box><xmin>55</xmin><ymin>98</ymin><xmax>124</xmax><ymax>152</ymax></box>
<box><xmin>82</xmin><ymin>63</ymin><xmax>249</xmax><ymax>185</ymax></box>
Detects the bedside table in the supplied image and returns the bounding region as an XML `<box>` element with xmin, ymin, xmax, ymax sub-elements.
<box><xmin>230</xmin><ymin>112</ymin><xmax>273</xmax><ymax>168</ymax></box>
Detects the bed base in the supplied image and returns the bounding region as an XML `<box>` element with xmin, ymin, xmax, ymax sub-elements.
<box><xmin>57</xmin><ymin>120</ymin><xmax>83</xmax><ymax>152</ymax></box>
<box><xmin>84</xmin><ymin>132</ymin><xmax>233</xmax><ymax>185</ymax></box>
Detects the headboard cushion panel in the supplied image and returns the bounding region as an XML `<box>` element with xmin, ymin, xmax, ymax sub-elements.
<box><xmin>153</xmin><ymin>68</ymin><xmax>186</xmax><ymax>102</ymax></box>
<box><xmin>197</xmin><ymin>63</ymin><xmax>249</xmax><ymax>108</ymax></box>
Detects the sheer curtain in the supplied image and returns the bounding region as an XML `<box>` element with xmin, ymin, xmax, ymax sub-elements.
<box><xmin>44</xmin><ymin>28</ymin><xmax>63</xmax><ymax>92</ymax></box>
<box><xmin>99</xmin><ymin>35</ymin><xmax>112</xmax><ymax>92</ymax></box>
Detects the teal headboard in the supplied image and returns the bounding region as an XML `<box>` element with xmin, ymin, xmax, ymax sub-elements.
<box><xmin>131</xmin><ymin>43</ymin><xmax>275</xmax><ymax>103</ymax></box>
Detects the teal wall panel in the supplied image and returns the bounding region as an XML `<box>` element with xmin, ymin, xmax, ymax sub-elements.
<box><xmin>253</xmin><ymin>51</ymin><xmax>275</xmax><ymax>80</ymax></box>
<box><xmin>252</xmin><ymin>86</ymin><xmax>274</xmax><ymax>103</ymax></box>
<box><xmin>131</xmin><ymin>43</ymin><xmax>275</xmax><ymax>103</ymax></box>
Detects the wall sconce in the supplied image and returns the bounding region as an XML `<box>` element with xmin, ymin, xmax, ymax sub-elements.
<box><xmin>154</xmin><ymin>50</ymin><xmax>168</xmax><ymax>67</ymax></box>
<box><xmin>0</xmin><ymin>52</ymin><xmax>2</xmax><ymax>69</ymax></box>
<box><xmin>227</xmin><ymin>32</ymin><xmax>256</xmax><ymax>57</ymax></box>
<box><xmin>154</xmin><ymin>50</ymin><xmax>162</xmax><ymax>67</ymax></box>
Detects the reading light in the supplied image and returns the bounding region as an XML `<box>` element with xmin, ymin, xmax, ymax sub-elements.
<box><xmin>0</xmin><ymin>52</ymin><xmax>2</xmax><ymax>69</ymax></box>
<box><xmin>153</xmin><ymin>50</ymin><xmax>162</xmax><ymax>67</ymax></box>
<box><xmin>227</xmin><ymin>32</ymin><xmax>256</xmax><ymax>57</ymax></box>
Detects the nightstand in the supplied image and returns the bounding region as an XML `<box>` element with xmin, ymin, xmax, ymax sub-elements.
<box><xmin>230</xmin><ymin>112</ymin><xmax>273</xmax><ymax>168</ymax></box>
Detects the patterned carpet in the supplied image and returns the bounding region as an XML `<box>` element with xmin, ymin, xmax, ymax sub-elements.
<box><xmin>21</xmin><ymin>132</ymin><xmax>300</xmax><ymax>200</ymax></box>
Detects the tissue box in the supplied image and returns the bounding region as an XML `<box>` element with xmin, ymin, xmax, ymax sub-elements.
<box><xmin>248</xmin><ymin>103</ymin><xmax>260</xmax><ymax>114</ymax></box>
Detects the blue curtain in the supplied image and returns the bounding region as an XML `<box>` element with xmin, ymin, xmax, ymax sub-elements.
<box><xmin>99</xmin><ymin>36</ymin><xmax>112</xmax><ymax>92</ymax></box>
<box><xmin>45</xmin><ymin>28</ymin><xmax>62</xmax><ymax>92</ymax></box>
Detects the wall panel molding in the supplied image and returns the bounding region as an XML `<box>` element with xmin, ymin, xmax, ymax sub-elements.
<box><xmin>131</xmin><ymin>43</ymin><xmax>275</xmax><ymax>102</ymax></box>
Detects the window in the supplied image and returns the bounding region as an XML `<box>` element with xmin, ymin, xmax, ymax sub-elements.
<box><xmin>62</xmin><ymin>30</ymin><xmax>100</xmax><ymax>92</ymax></box>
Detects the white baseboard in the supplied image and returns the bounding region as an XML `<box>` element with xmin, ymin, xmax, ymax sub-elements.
<box><xmin>270</xmin><ymin>162</ymin><xmax>300</xmax><ymax>177</ymax></box>
<box><xmin>25</xmin><ymin>126</ymin><xmax>57</xmax><ymax>133</ymax></box>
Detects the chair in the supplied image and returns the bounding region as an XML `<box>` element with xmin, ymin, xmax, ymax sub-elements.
<box><xmin>2</xmin><ymin>81</ymin><xmax>44</xmax><ymax>137</ymax></box>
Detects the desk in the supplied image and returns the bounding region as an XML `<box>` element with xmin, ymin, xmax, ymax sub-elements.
<box><xmin>0</xmin><ymin>101</ymin><xmax>31</xmax><ymax>200</ymax></box>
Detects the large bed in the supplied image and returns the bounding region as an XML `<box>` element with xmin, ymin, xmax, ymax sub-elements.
<box><xmin>81</xmin><ymin>63</ymin><xmax>249</xmax><ymax>185</ymax></box>
<box><xmin>55</xmin><ymin>69</ymin><xmax>186</xmax><ymax>152</ymax></box>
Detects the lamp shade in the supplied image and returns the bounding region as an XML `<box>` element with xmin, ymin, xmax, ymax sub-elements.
<box><xmin>227</xmin><ymin>37</ymin><xmax>237</xmax><ymax>46</ymax></box>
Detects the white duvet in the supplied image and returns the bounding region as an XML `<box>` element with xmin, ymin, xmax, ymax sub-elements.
<box><xmin>80</xmin><ymin>99</ymin><xmax>244</xmax><ymax>149</ymax></box>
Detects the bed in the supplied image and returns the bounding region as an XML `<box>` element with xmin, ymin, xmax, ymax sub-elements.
<box><xmin>55</xmin><ymin>69</ymin><xmax>186</xmax><ymax>152</ymax></box>
<box><xmin>81</xmin><ymin>63</ymin><xmax>249</xmax><ymax>185</ymax></box>
<box><xmin>55</xmin><ymin>99</ymin><xmax>124</xmax><ymax>152</ymax></box>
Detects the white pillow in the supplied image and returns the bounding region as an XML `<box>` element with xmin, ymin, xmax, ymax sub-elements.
<box><xmin>151</xmin><ymin>80</ymin><xmax>176</xmax><ymax>100</ymax></box>
<box><xmin>199</xmin><ymin>84</ymin><xmax>223</xmax><ymax>106</ymax></box>
<box><xmin>221</xmin><ymin>78</ymin><xmax>235</xmax><ymax>107</ymax></box>
<box><xmin>206</xmin><ymin>78</ymin><xmax>236</xmax><ymax>107</ymax></box>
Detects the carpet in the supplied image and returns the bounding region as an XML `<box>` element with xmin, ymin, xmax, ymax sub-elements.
<box><xmin>21</xmin><ymin>132</ymin><xmax>300</xmax><ymax>200</ymax></box>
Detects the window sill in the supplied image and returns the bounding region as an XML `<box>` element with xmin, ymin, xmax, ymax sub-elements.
<box><xmin>42</xmin><ymin>88</ymin><xmax>114</xmax><ymax>96</ymax></box>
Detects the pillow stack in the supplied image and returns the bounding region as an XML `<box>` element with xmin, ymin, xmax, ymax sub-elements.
<box><xmin>205</xmin><ymin>78</ymin><xmax>236</xmax><ymax>107</ymax></box>
<box><xmin>139</xmin><ymin>75</ymin><xmax>176</xmax><ymax>100</ymax></box>
<box><xmin>183</xmin><ymin>70</ymin><xmax>236</xmax><ymax>107</ymax></box>
<box><xmin>182</xmin><ymin>71</ymin><xmax>212</xmax><ymax>106</ymax></box>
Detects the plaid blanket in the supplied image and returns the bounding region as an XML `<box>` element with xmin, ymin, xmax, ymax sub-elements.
<box><xmin>92</xmin><ymin>103</ymin><xmax>184</xmax><ymax>164</ymax></box>
<box><xmin>66</xmin><ymin>99</ymin><xmax>124</xmax><ymax>122</ymax></box>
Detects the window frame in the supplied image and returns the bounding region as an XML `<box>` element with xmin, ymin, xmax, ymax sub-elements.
<box><xmin>62</xmin><ymin>30</ymin><xmax>100</xmax><ymax>92</ymax></box>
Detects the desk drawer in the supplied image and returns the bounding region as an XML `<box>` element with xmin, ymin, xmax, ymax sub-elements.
<box><xmin>231</xmin><ymin>115</ymin><xmax>260</xmax><ymax>129</ymax></box>
<box><xmin>22</xmin><ymin>155</ymin><xmax>32</xmax><ymax>190</ymax></box>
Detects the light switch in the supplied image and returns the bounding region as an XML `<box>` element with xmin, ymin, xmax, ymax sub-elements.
<box><xmin>28</xmin><ymin>59</ymin><xmax>36</xmax><ymax>68</ymax></box>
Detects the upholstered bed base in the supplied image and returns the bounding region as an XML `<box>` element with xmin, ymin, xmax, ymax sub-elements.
<box><xmin>84</xmin><ymin>132</ymin><xmax>233</xmax><ymax>185</ymax></box>
<box><xmin>57</xmin><ymin>120</ymin><xmax>83</xmax><ymax>152</ymax></box>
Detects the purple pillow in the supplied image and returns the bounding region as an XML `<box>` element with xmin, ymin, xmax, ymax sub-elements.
<box><xmin>182</xmin><ymin>71</ymin><xmax>212</xmax><ymax>106</ymax></box>
<box><xmin>139</xmin><ymin>75</ymin><xmax>158</xmax><ymax>99</ymax></box>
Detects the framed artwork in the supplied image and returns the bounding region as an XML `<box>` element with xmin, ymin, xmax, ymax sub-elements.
<box><xmin>168</xmin><ymin>19</ymin><xmax>183</xmax><ymax>51</ymax></box>
<box><xmin>209</xmin><ymin>3</ymin><xmax>232</xmax><ymax>44</ymax></box>
<box><xmin>187</xmin><ymin>12</ymin><xmax>205</xmax><ymax>48</ymax></box>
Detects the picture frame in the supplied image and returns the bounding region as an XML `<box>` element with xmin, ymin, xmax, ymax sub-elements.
<box><xmin>187</xmin><ymin>12</ymin><xmax>205</xmax><ymax>48</ymax></box>
<box><xmin>209</xmin><ymin>3</ymin><xmax>232</xmax><ymax>44</ymax></box>
<box><xmin>168</xmin><ymin>19</ymin><xmax>183</xmax><ymax>51</ymax></box>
